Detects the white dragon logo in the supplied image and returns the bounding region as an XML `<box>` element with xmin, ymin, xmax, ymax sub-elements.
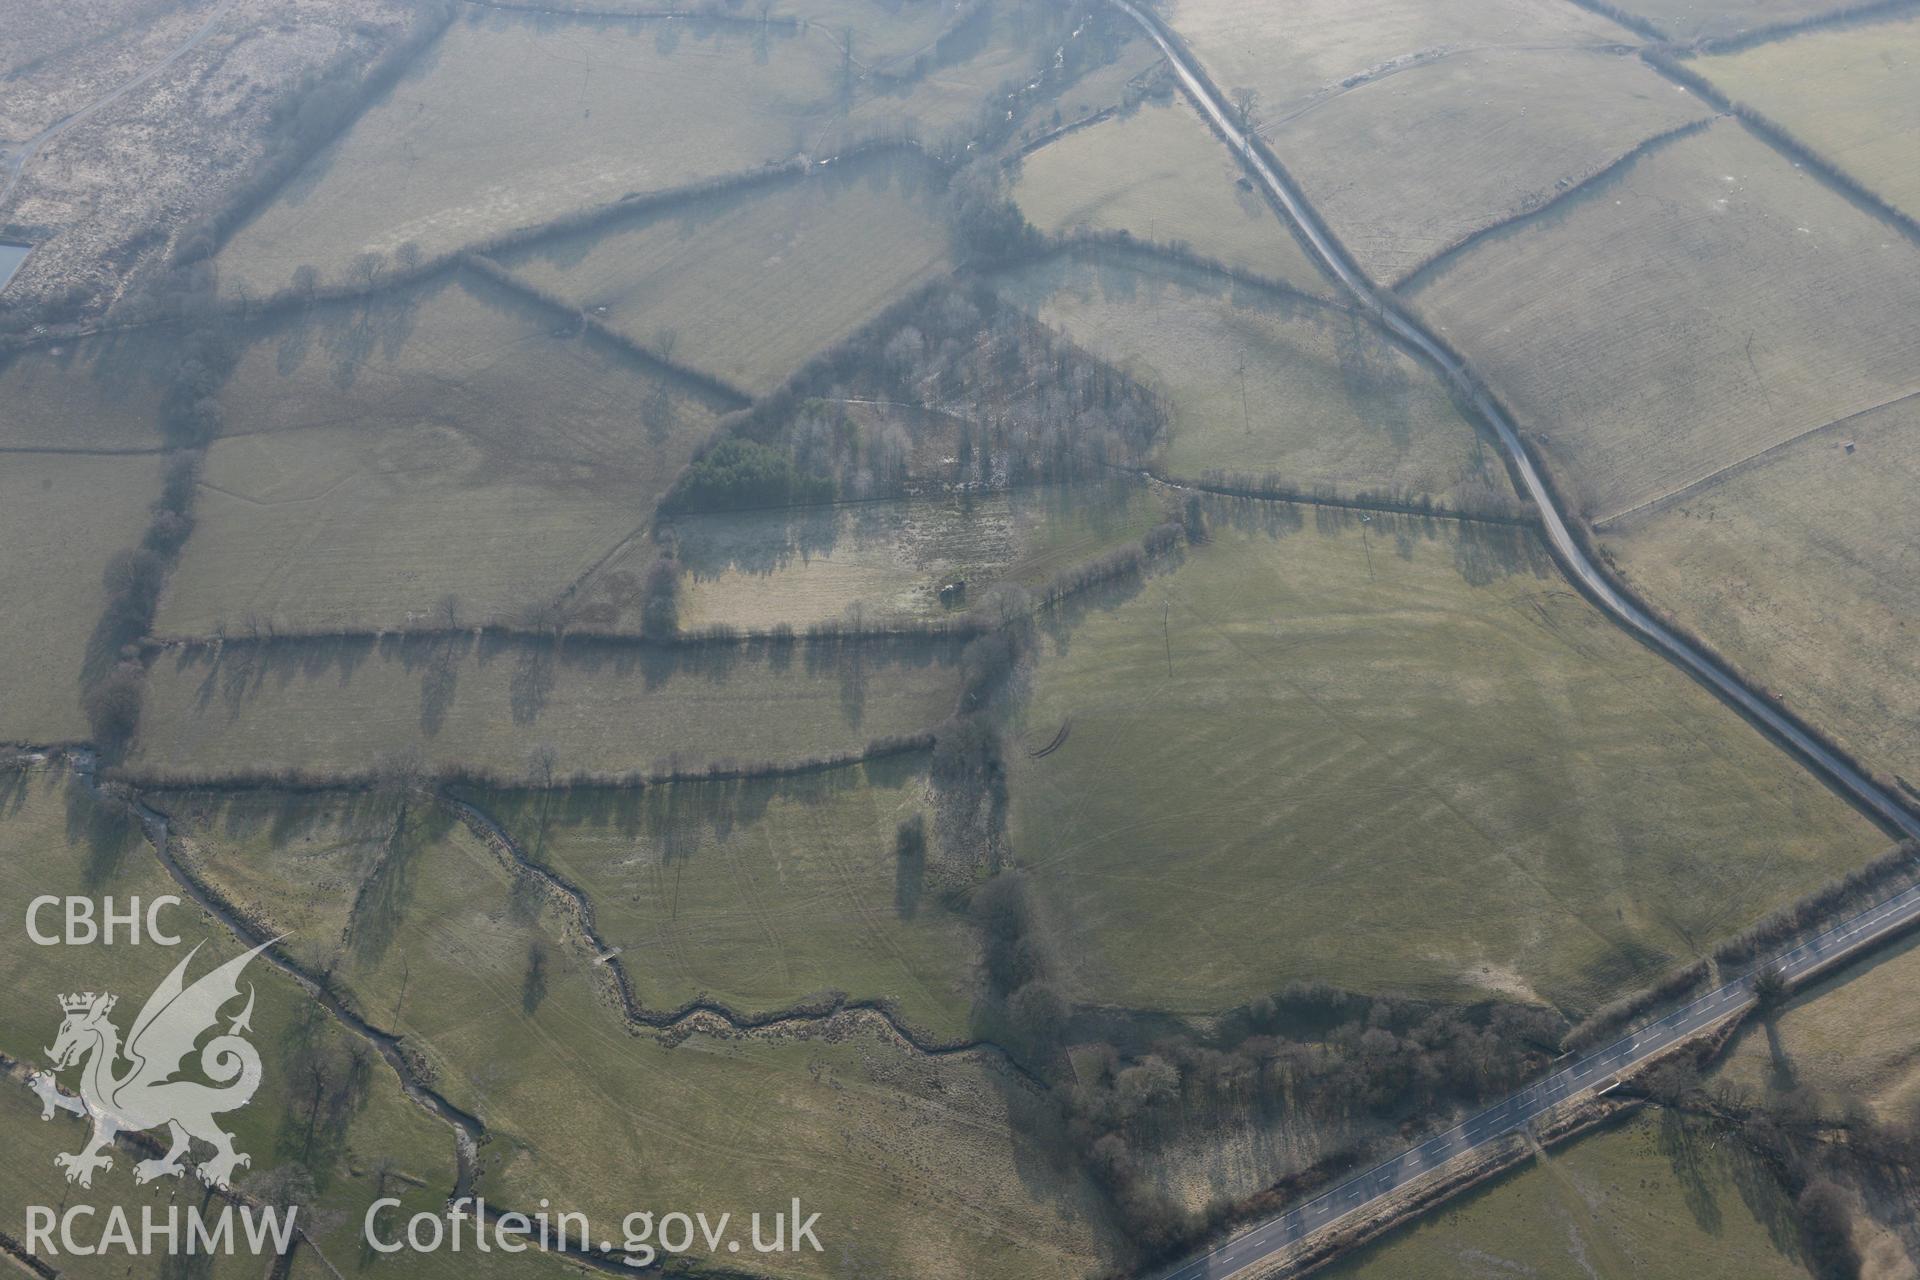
<box><xmin>32</xmin><ymin>940</ymin><xmax>275</xmax><ymax>1189</ymax></box>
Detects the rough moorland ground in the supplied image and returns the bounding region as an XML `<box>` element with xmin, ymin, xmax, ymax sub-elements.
<box><xmin>1402</xmin><ymin>118</ymin><xmax>1920</xmax><ymax>522</ymax></box>
<box><xmin>1007</xmin><ymin>507</ymin><xmax>1885</xmax><ymax>1017</ymax></box>
<box><xmin>1601</xmin><ymin>392</ymin><xmax>1920</xmax><ymax>786</ymax></box>
<box><xmin>1011</xmin><ymin>96</ymin><xmax>1334</xmax><ymax>296</ymax></box>
<box><xmin>495</xmin><ymin>151</ymin><xmax>953</xmax><ymax>395</ymax></box>
<box><xmin>2</xmin><ymin>0</ymin><xmax>417</xmax><ymax>313</ymax></box>
<box><xmin>1</xmin><ymin>0</ymin><xmax>218</xmax><ymax>140</ymax></box>
<box><xmin>994</xmin><ymin>254</ymin><xmax>1515</xmax><ymax>511</ymax></box>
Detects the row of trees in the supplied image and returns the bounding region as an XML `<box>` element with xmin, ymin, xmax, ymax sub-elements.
<box><xmin>659</xmin><ymin>279</ymin><xmax>1168</xmax><ymax>519</ymax></box>
<box><xmin>1646</xmin><ymin>1048</ymin><xmax>1920</xmax><ymax>1280</ymax></box>
<box><xmin>85</xmin><ymin>444</ymin><xmax>208</xmax><ymax>753</ymax></box>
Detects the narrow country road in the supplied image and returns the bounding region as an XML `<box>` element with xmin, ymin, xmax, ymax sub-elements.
<box><xmin>0</xmin><ymin>0</ymin><xmax>242</xmax><ymax>210</ymax></box>
<box><xmin>1108</xmin><ymin>0</ymin><xmax>1920</xmax><ymax>848</ymax></box>
<box><xmin>1107</xmin><ymin>0</ymin><xmax>1920</xmax><ymax>1274</ymax></box>
<box><xmin>1149</xmin><ymin>879</ymin><xmax>1920</xmax><ymax>1280</ymax></box>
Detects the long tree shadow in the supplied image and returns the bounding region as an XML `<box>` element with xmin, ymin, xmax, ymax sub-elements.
<box><xmin>1654</xmin><ymin>1103</ymin><xmax>1725</xmax><ymax>1233</ymax></box>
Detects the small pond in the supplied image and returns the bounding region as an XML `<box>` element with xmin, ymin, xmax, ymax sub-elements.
<box><xmin>0</xmin><ymin>242</ymin><xmax>31</xmax><ymax>292</ymax></box>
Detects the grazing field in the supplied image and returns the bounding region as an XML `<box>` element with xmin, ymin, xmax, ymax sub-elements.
<box><xmin>215</xmin><ymin>14</ymin><xmax>844</xmax><ymax>295</ymax></box>
<box><xmin>1699</xmin><ymin>12</ymin><xmax>1920</xmax><ymax>221</ymax></box>
<box><xmin>0</xmin><ymin>452</ymin><xmax>161</xmax><ymax>743</ymax></box>
<box><xmin>993</xmin><ymin>255</ymin><xmax>1514</xmax><ymax>510</ymax></box>
<box><xmin>1270</xmin><ymin>48</ymin><xmax>1711</xmax><ymax>284</ymax></box>
<box><xmin>668</xmin><ymin>482</ymin><xmax>1165</xmax><ymax>628</ymax></box>
<box><xmin>0</xmin><ymin>765</ymin><xmax>481</xmax><ymax>1280</ymax></box>
<box><xmin>170</xmin><ymin>422</ymin><xmax>658</xmax><ymax>633</ymax></box>
<box><xmin>1620</xmin><ymin>0</ymin><xmax>1875</xmax><ymax>42</ymax></box>
<box><xmin>496</xmin><ymin>154</ymin><xmax>952</xmax><ymax>395</ymax></box>
<box><xmin>1318</xmin><ymin>1111</ymin><xmax>1808</xmax><ymax>1280</ymax></box>
<box><xmin>206</xmin><ymin>797</ymin><xmax>1119</xmax><ymax>1280</ymax></box>
<box><xmin>1007</xmin><ymin>510</ymin><xmax>1883</xmax><ymax>1016</ymax></box>
<box><xmin>0</xmin><ymin>328</ymin><xmax>182</xmax><ymax>449</ymax></box>
<box><xmin>1161</xmin><ymin>0</ymin><xmax>1627</xmax><ymax>121</ymax></box>
<box><xmin>473</xmin><ymin>760</ymin><xmax>979</xmax><ymax>1036</ymax></box>
<box><xmin>1041</xmin><ymin>26</ymin><xmax>1165</xmax><ymax>132</ymax></box>
<box><xmin>133</xmin><ymin>634</ymin><xmax>962</xmax><ymax>777</ymax></box>
<box><xmin>780</xmin><ymin>0</ymin><xmax>966</xmax><ymax>66</ymax></box>
<box><xmin>828</xmin><ymin>0</ymin><xmax>1059</xmax><ymax>148</ymax></box>
<box><xmin>0</xmin><ymin>1082</ymin><xmax>268</xmax><ymax>1280</ymax></box>
<box><xmin>508</xmin><ymin>0</ymin><xmax>964</xmax><ymax>68</ymax></box>
<box><xmin>155</xmin><ymin>273</ymin><xmax>718</xmax><ymax>635</ymax></box>
<box><xmin>1012</xmin><ymin>98</ymin><xmax>1332</xmax><ymax>295</ymax></box>
<box><xmin>1717</xmin><ymin>932</ymin><xmax>1920</xmax><ymax>1118</ymax></box>
<box><xmin>1404</xmin><ymin>118</ymin><xmax>1920</xmax><ymax>521</ymax></box>
<box><xmin>167</xmin><ymin>762</ymin><xmax>977</xmax><ymax>1036</ymax></box>
<box><xmin>1602</xmin><ymin>392</ymin><xmax>1920</xmax><ymax>784</ymax></box>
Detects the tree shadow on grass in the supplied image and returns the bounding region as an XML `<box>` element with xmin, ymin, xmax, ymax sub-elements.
<box><xmin>346</xmin><ymin>800</ymin><xmax>451</xmax><ymax>970</ymax></box>
<box><xmin>63</xmin><ymin>771</ymin><xmax>138</xmax><ymax>889</ymax></box>
<box><xmin>1654</xmin><ymin>1103</ymin><xmax>1725</xmax><ymax>1234</ymax></box>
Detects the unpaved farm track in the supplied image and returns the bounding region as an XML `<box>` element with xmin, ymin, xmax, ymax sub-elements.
<box><xmin>0</xmin><ymin>0</ymin><xmax>242</xmax><ymax>211</ymax></box>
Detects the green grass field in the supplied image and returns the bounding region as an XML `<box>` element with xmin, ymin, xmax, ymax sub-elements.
<box><xmin>0</xmin><ymin>764</ymin><xmax>489</xmax><ymax>1280</ymax></box>
<box><xmin>1006</xmin><ymin>509</ymin><xmax>1884</xmax><ymax>1017</ymax></box>
<box><xmin>1403</xmin><ymin>118</ymin><xmax>1920</xmax><ymax>521</ymax></box>
<box><xmin>1162</xmin><ymin>0</ymin><xmax>1626</xmax><ymax>121</ymax></box>
<box><xmin>0</xmin><ymin>328</ymin><xmax>180</xmax><ymax>449</ymax></box>
<box><xmin>1619</xmin><ymin>0</ymin><xmax>1872</xmax><ymax>41</ymax></box>
<box><xmin>667</xmin><ymin>481</ymin><xmax>1166</xmax><ymax>628</ymax></box>
<box><xmin>779</xmin><ymin>0</ymin><xmax>964</xmax><ymax>67</ymax></box>
<box><xmin>471</xmin><ymin>760</ymin><xmax>979</xmax><ymax>1036</ymax></box>
<box><xmin>1699</xmin><ymin>12</ymin><xmax>1920</xmax><ymax>221</ymax></box>
<box><xmin>1319</xmin><ymin>1111</ymin><xmax>1810</xmax><ymax>1280</ymax></box>
<box><xmin>993</xmin><ymin>254</ymin><xmax>1514</xmax><ymax>510</ymax></box>
<box><xmin>1716</xmin><ymin>931</ymin><xmax>1920</xmax><ymax>1120</ymax></box>
<box><xmin>215</xmin><ymin>15</ymin><xmax>845</xmax><ymax>295</ymax></box>
<box><xmin>495</xmin><ymin>153</ymin><xmax>952</xmax><ymax>395</ymax></box>
<box><xmin>1012</xmin><ymin>98</ymin><xmax>1333</xmax><ymax>295</ymax></box>
<box><xmin>1601</xmin><ymin>392</ymin><xmax>1920</xmax><ymax>785</ymax></box>
<box><xmin>155</xmin><ymin>273</ymin><xmax>717</xmax><ymax>635</ymax></box>
<box><xmin>0</xmin><ymin>452</ymin><xmax>162</xmax><ymax>743</ymax></box>
<box><xmin>1269</xmin><ymin>47</ymin><xmax>1709</xmax><ymax>284</ymax></box>
<box><xmin>133</xmin><ymin>633</ymin><xmax>962</xmax><ymax>777</ymax></box>
<box><xmin>162</xmin><ymin>764</ymin><xmax>981</xmax><ymax>1040</ymax></box>
<box><xmin>826</xmin><ymin>0</ymin><xmax>1060</xmax><ymax>148</ymax></box>
<box><xmin>1039</xmin><ymin>24</ymin><xmax>1165</xmax><ymax>132</ymax></box>
<box><xmin>175</xmin><ymin>792</ymin><xmax>1119</xmax><ymax>1280</ymax></box>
